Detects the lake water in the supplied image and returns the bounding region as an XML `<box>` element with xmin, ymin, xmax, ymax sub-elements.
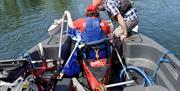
<box><xmin>0</xmin><ymin>0</ymin><xmax>180</xmax><ymax>60</ymax></box>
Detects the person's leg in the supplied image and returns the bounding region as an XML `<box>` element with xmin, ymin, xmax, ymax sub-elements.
<box><xmin>126</xmin><ymin>18</ymin><xmax>138</xmax><ymax>34</ymax></box>
<box><xmin>113</xmin><ymin>17</ymin><xmax>138</xmax><ymax>37</ymax></box>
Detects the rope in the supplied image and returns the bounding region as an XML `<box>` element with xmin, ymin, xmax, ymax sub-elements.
<box><xmin>149</xmin><ymin>50</ymin><xmax>175</xmax><ymax>83</ymax></box>
<box><xmin>119</xmin><ymin>65</ymin><xmax>153</xmax><ymax>86</ymax></box>
<box><xmin>119</xmin><ymin>50</ymin><xmax>175</xmax><ymax>86</ymax></box>
<box><xmin>19</xmin><ymin>50</ymin><xmax>35</xmax><ymax>69</ymax></box>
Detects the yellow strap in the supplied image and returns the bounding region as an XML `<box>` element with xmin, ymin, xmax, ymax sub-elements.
<box><xmin>94</xmin><ymin>48</ymin><xmax>99</xmax><ymax>60</ymax></box>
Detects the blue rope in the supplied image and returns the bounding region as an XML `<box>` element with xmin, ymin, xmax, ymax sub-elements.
<box><xmin>19</xmin><ymin>50</ymin><xmax>35</xmax><ymax>69</ymax></box>
<box><xmin>119</xmin><ymin>50</ymin><xmax>175</xmax><ymax>86</ymax></box>
<box><xmin>150</xmin><ymin>50</ymin><xmax>175</xmax><ymax>83</ymax></box>
<box><xmin>120</xmin><ymin>65</ymin><xmax>153</xmax><ymax>86</ymax></box>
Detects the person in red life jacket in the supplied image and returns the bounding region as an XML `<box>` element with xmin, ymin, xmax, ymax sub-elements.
<box><xmin>59</xmin><ymin>5</ymin><xmax>112</xmax><ymax>80</ymax></box>
<box><xmin>66</xmin><ymin>5</ymin><xmax>111</xmax><ymax>41</ymax></box>
<box><xmin>93</xmin><ymin>0</ymin><xmax>138</xmax><ymax>41</ymax></box>
<box><xmin>65</xmin><ymin>4</ymin><xmax>111</xmax><ymax>64</ymax></box>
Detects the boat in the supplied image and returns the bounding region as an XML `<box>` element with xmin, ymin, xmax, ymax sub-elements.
<box><xmin>32</xmin><ymin>33</ymin><xmax>180</xmax><ymax>91</ymax></box>
<box><xmin>1</xmin><ymin>14</ymin><xmax>180</xmax><ymax>91</ymax></box>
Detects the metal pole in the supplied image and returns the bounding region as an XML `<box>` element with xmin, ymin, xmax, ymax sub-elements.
<box><xmin>114</xmin><ymin>48</ymin><xmax>130</xmax><ymax>79</ymax></box>
<box><xmin>105</xmin><ymin>80</ymin><xmax>134</xmax><ymax>88</ymax></box>
<box><xmin>58</xmin><ymin>13</ymin><xmax>67</xmax><ymax>59</ymax></box>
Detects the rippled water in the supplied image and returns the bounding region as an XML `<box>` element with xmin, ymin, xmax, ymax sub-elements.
<box><xmin>0</xmin><ymin>0</ymin><xmax>180</xmax><ymax>60</ymax></box>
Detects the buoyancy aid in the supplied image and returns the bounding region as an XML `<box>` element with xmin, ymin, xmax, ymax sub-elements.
<box><xmin>81</xmin><ymin>17</ymin><xmax>110</xmax><ymax>65</ymax></box>
<box><xmin>81</xmin><ymin>17</ymin><xmax>105</xmax><ymax>42</ymax></box>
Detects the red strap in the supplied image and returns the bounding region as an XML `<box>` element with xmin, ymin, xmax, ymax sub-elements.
<box><xmin>90</xmin><ymin>58</ymin><xmax>107</xmax><ymax>67</ymax></box>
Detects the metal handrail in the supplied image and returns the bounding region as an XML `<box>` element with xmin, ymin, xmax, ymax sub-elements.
<box><xmin>58</xmin><ymin>13</ymin><xmax>67</xmax><ymax>59</ymax></box>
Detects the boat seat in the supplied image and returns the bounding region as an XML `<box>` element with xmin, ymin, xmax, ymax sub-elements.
<box><xmin>123</xmin><ymin>85</ymin><xmax>169</xmax><ymax>91</ymax></box>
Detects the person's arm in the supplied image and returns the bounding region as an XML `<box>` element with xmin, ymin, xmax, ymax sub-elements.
<box><xmin>116</xmin><ymin>13</ymin><xmax>128</xmax><ymax>40</ymax></box>
<box><xmin>93</xmin><ymin>0</ymin><xmax>101</xmax><ymax>6</ymax></box>
<box><xmin>64</xmin><ymin>10</ymin><xmax>74</xmax><ymax>28</ymax></box>
<box><xmin>104</xmin><ymin>1</ymin><xmax>128</xmax><ymax>40</ymax></box>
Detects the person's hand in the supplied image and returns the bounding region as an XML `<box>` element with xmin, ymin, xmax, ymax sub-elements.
<box><xmin>57</xmin><ymin>73</ymin><xmax>64</xmax><ymax>80</ymax></box>
<box><xmin>64</xmin><ymin>10</ymin><xmax>70</xmax><ymax>15</ymax></box>
<box><xmin>113</xmin><ymin>28</ymin><xmax>123</xmax><ymax>38</ymax></box>
<box><xmin>120</xmin><ymin>34</ymin><xmax>127</xmax><ymax>41</ymax></box>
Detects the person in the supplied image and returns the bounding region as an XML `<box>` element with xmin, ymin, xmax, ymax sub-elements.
<box><xmin>59</xmin><ymin>5</ymin><xmax>112</xmax><ymax>79</ymax></box>
<box><xmin>66</xmin><ymin>5</ymin><xmax>111</xmax><ymax>41</ymax></box>
<box><xmin>93</xmin><ymin>0</ymin><xmax>138</xmax><ymax>41</ymax></box>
